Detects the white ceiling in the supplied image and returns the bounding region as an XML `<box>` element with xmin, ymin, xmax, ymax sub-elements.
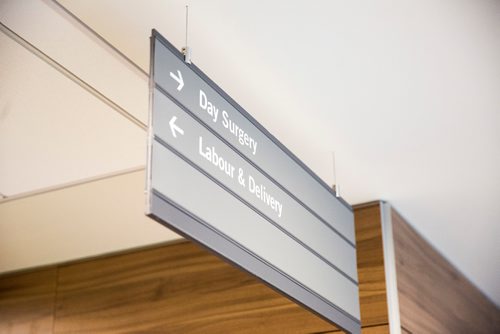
<box><xmin>0</xmin><ymin>169</ymin><xmax>178</xmax><ymax>272</ymax></box>
<box><xmin>1</xmin><ymin>0</ymin><xmax>499</xmax><ymax>307</ymax></box>
<box><xmin>0</xmin><ymin>32</ymin><xmax>145</xmax><ymax>195</ymax></box>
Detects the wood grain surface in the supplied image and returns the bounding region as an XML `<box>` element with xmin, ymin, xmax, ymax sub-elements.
<box><xmin>353</xmin><ymin>202</ymin><xmax>389</xmax><ymax>329</ymax></box>
<box><xmin>3</xmin><ymin>202</ymin><xmax>498</xmax><ymax>334</ymax></box>
<box><xmin>361</xmin><ymin>325</ymin><xmax>389</xmax><ymax>334</ymax></box>
<box><xmin>392</xmin><ymin>209</ymin><xmax>500</xmax><ymax>334</ymax></box>
<box><xmin>0</xmin><ymin>268</ymin><xmax>57</xmax><ymax>334</ymax></box>
<box><xmin>52</xmin><ymin>240</ymin><xmax>338</xmax><ymax>334</ymax></box>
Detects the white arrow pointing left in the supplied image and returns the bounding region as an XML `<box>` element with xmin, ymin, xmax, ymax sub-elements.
<box><xmin>169</xmin><ymin>116</ymin><xmax>184</xmax><ymax>138</ymax></box>
<box><xmin>169</xmin><ymin>70</ymin><xmax>184</xmax><ymax>91</ymax></box>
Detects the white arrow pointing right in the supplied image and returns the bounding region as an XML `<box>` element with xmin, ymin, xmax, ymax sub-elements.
<box><xmin>169</xmin><ymin>70</ymin><xmax>184</xmax><ymax>91</ymax></box>
<box><xmin>169</xmin><ymin>116</ymin><xmax>184</xmax><ymax>138</ymax></box>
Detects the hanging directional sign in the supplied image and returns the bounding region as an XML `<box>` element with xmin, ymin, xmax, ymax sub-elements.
<box><xmin>146</xmin><ymin>30</ymin><xmax>360</xmax><ymax>334</ymax></box>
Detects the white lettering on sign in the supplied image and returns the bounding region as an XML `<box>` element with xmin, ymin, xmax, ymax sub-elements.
<box><xmin>248</xmin><ymin>175</ymin><xmax>283</xmax><ymax>218</ymax></box>
<box><xmin>199</xmin><ymin>89</ymin><xmax>219</xmax><ymax>123</ymax></box>
<box><xmin>199</xmin><ymin>89</ymin><xmax>258</xmax><ymax>155</ymax></box>
<box><xmin>222</xmin><ymin>111</ymin><xmax>258</xmax><ymax>155</ymax></box>
<box><xmin>199</xmin><ymin>136</ymin><xmax>235</xmax><ymax>178</ymax></box>
<box><xmin>198</xmin><ymin>135</ymin><xmax>282</xmax><ymax>219</ymax></box>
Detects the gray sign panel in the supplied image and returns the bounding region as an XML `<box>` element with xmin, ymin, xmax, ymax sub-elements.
<box><xmin>146</xmin><ymin>30</ymin><xmax>360</xmax><ymax>333</ymax></box>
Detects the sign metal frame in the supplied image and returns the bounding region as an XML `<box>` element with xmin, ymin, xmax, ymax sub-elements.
<box><xmin>146</xmin><ymin>30</ymin><xmax>360</xmax><ymax>334</ymax></box>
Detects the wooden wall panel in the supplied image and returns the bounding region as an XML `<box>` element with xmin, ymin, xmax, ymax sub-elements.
<box><xmin>392</xmin><ymin>209</ymin><xmax>500</xmax><ymax>334</ymax></box>
<box><xmin>0</xmin><ymin>268</ymin><xmax>57</xmax><ymax>334</ymax></box>
<box><xmin>353</xmin><ymin>202</ymin><xmax>389</xmax><ymax>329</ymax></box>
<box><xmin>361</xmin><ymin>325</ymin><xmax>389</xmax><ymax>334</ymax></box>
<box><xmin>52</xmin><ymin>241</ymin><xmax>338</xmax><ymax>334</ymax></box>
<box><xmin>4</xmin><ymin>202</ymin><xmax>498</xmax><ymax>334</ymax></box>
<box><xmin>401</xmin><ymin>326</ymin><xmax>411</xmax><ymax>334</ymax></box>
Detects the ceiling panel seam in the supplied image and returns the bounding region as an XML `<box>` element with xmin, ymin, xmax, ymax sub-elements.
<box><xmin>0</xmin><ymin>166</ymin><xmax>146</xmax><ymax>204</ymax></box>
<box><xmin>0</xmin><ymin>21</ymin><xmax>147</xmax><ymax>131</ymax></box>
<box><xmin>50</xmin><ymin>0</ymin><xmax>148</xmax><ymax>77</ymax></box>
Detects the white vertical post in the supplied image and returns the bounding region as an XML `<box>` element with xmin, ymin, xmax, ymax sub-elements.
<box><xmin>380</xmin><ymin>201</ymin><xmax>402</xmax><ymax>334</ymax></box>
